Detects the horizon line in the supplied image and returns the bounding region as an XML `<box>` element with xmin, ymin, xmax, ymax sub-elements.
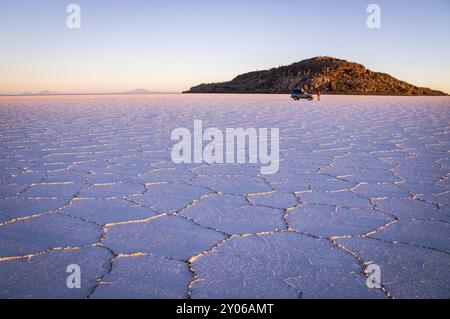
<box><xmin>0</xmin><ymin>91</ymin><xmax>182</xmax><ymax>97</ymax></box>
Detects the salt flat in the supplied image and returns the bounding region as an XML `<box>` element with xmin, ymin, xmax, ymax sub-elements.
<box><xmin>0</xmin><ymin>94</ymin><xmax>449</xmax><ymax>298</ymax></box>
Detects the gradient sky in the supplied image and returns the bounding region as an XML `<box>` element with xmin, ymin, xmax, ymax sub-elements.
<box><xmin>1</xmin><ymin>0</ymin><xmax>449</xmax><ymax>94</ymax></box>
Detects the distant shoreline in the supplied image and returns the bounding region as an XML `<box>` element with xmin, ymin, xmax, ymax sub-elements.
<box><xmin>0</xmin><ymin>92</ymin><xmax>180</xmax><ymax>97</ymax></box>
<box><xmin>182</xmin><ymin>92</ymin><xmax>449</xmax><ymax>96</ymax></box>
<box><xmin>1</xmin><ymin>92</ymin><xmax>448</xmax><ymax>98</ymax></box>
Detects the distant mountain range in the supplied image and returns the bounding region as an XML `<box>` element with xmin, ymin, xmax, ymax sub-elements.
<box><xmin>184</xmin><ymin>56</ymin><xmax>447</xmax><ymax>96</ymax></box>
<box><xmin>2</xmin><ymin>89</ymin><xmax>169</xmax><ymax>96</ymax></box>
<box><xmin>122</xmin><ymin>88</ymin><xmax>164</xmax><ymax>94</ymax></box>
<box><xmin>18</xmin><ymin>90</ymin><xmax>60</xmax><ymax>96</ymax></box>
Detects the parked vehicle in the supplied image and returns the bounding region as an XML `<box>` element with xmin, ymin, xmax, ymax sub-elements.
<box><xmin>291</xmin><ymin>87</ymin><xmax>313</xmax><ymax>101</ymax></box>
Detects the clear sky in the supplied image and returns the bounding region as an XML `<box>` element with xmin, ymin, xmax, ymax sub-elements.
<box><xmin>1</xmin><ymin>0</ymin><xmax>449</xmax><ymax>94</ymax></box>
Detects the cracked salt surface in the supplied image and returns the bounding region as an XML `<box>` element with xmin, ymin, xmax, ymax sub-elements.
<box><xmin>0</xmin><ymin>94</ymin><xmax>449</xmax><ymax>298</ymax></box>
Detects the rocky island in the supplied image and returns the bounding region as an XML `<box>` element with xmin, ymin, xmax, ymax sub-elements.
<box><xmin>184</xmin><ymin>56</ymin><xmax>447</xmax><ymax>96</ymax></box>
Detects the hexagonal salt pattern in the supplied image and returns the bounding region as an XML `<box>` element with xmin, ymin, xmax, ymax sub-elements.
<box><xmin>0</xmin><ymin>94</ymin><xmax>449</xmax><ymax>298</ymax></box>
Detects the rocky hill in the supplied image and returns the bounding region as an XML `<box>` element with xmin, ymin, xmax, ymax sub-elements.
<box><xmin>184</xmin><ymin>56</ymin><xmax>446</xmax><ymax>96</ymax></box>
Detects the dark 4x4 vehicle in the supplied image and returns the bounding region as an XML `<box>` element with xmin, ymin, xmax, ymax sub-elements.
<box><xmin>291</xmin><ymin>87</ymin><xmax>313</xmax><ymax>101</ymax></box>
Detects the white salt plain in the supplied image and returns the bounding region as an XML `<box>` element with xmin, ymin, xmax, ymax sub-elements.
<box><xmin>0</xmin><ymin>94</ymin><xmax>449</xmax><ymax>298</ymax></box>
